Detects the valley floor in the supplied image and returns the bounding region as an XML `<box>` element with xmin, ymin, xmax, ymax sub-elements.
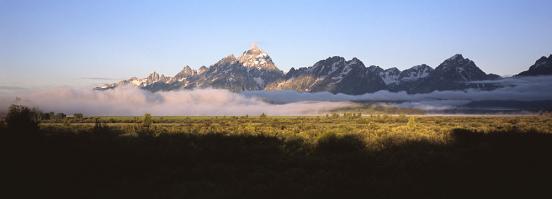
<box><xmin>2</xmin><ymin>115</ymin><xmax>552</xmax><ymax>199</ymax></box>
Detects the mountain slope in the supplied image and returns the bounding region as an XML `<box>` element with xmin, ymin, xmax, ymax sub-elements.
<box><xmin>266</xmin><ymin>57</ymin><xmax>386</xmax><ymax>95</ymax></box>
<box><xmin>517</xmin><ymin>55</ymin><xmax>552</xmax><ymax>76</ymax></box>
<box><xmin>97</xmin><ymin>47</ymin><xmax>552</xmax><ymax>95</ymax></box>
<box><xmin>268</xmin><ymin>54</ymin><xmax>500</xmax><ymax>94</ymax></box>
<box><xmin>398</xmin><ymin>64</ymin><xmax>433</xmax><ymax>82</ymax></box>
<box><xmin>407</xmin><ymin>54</ymin><xmax>500</xmax><ymax>93</ymax></box>
<box><xmin>97</xmin><ymin>46</ymin><xmax>284</xmax><ymax>92</ymax></box>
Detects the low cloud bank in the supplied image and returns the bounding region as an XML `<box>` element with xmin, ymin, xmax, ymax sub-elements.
<box><xmin>0</xmin><ymin>87</ymin><xmax>354</xmax><ymax>116</ymax></box>
<box><xmin>1</xmin><ymin>76</ymin><xmax>551</xmax><ymax>115</ymax></box>
<box><xmin>246</xmin><ymin>76</ymin><xmax>552</xmax><ymax>102</ymax></box>
<box><xmin>244</xmin><ymin>76</ymin><xmax>552</xmax><ymax>110</ymax></box>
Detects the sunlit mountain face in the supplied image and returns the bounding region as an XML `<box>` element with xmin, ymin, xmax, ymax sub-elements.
<box><xmin>96</xmin><ymin>45</ymin><xmax>284</xmax><ymax>92</ymax></box>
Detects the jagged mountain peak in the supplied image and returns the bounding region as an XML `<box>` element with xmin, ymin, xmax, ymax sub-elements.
<box><xmin>437</xmin><ymin>54</ymin><xmax>476</xmax><ymax>69</ymax></box>
<box><xmin>533</xmin><ymin>54</ymin><xmax>552</xmax><ymax>68</ymax></box>
<box><xmin>399</xmin><ymin>64</ymin><xmax>433</xmax><ymax>82</ymax></box>
<box><xmin>517</xmin><ymin>54</ymin><xmax>552</xmax><ymax>76</ymax></box>
<box><xmin>306</xmin><ymin>56</ymin><xmax>362</xmax><ymax>76</ymax></box>
<box><xmin>219</xmin><ymin>54</ymin><xmax>238</xmax><ymax>63</ymax></box>
<box><xmin>243</xmin><ymin>43</ymin><xmax>263</xmax><ymax>54</ymax></box>
<box><xmin>347</xmin><ymin>57</ymin><xmax>364</xmax><ymax>66</ymax></box>
<box><xmin>431</xmin><ymin>54</ymin><xmax>495</xmax><ymax>82</ymax></box>
<box><xmin>179</xmin><ymin>65</ymin><xmax>194</xmax><ymax>74</ymax></box>
<box><xmin>238</xmin><ymin>45</ymin><xmax>278</xmax><ymax>71</ymax></box>
<box><xmin>411</xmin><ymin>64</ymin><xmax>432</xmax><ymax>70</ymax></box>
<box><xmin>446</xmin><ymin>54</ymin><xmax>465</xmax><ymax>61</ymax></box>
<box><xmin>147</xmin><ymin>71</ymin><xmax>160</xmax><ymax>79</ymax></box>
<box><xmin>306</xmin><ymin>57</ymin><xmax>378</xmax><ymax>73</ymax></box>
<box><xmin>175</xmin><ymin>65</ymin><xmax>197</xmax><ymax>80</ymax></box>
<box><xmin>439</xmin><ymin>54</ymin><xmax>474</xmax><ymax>68</ymax></box>
<box><xmin>198</xmin><ymin>66</ymin><xmax>208</xmax><ymax>74</ymax></box>
<box><xmin>367</xmin><ymin>65</ymin><xmax>384</xmax><ymax>72</ymax></box>
<box><xmin>312</xmin><ymin>56</ymin><xmax>346</xmax><ymax>67</ymax></box>
<box><xmin>350</xmin><ymin>57</ymin><xmax>361</xmax><ymax>62</ymax></box>
<box><xmin>146</xmin><ymin>71</ymin><xmax>171</xmax><ymax>81</ymax></box>
<box><xmin>385</xmin><ymin>67</ymin><xmax>400</xmax><ymax>72</ymax></box>
<box><xmin>289</xmin><ymin>67</ymin><xmax>296</xmax><ymax>72</ymax></box>
<box><xmin>380</xmin><ymin>67</ymin><xmax>401</xmax><ymax>85</ymax></box>
<box><xmin>535</xmin><ymin>54</ymin><xmax>552</xmax><ymax>62</ymax></box>
<box><xmin>97</xmin><ymin>46</ymin><xmax>541</xmax><ymax>95</ymax></box>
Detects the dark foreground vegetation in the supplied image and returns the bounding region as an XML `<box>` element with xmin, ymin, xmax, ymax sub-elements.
<box><xmin>1</xmin><ymin>106</ymin><xmax>552</xmax><ymax>198</ymax></box>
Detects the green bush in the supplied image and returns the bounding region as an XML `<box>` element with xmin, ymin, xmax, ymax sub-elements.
<box><xmin>142</xmin><ymin>113</ymin><xmax>153</xmax><ymax>129</ymax></box>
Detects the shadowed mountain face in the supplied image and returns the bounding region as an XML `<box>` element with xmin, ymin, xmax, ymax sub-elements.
<box><xmin>399</xmin><ymin>54</ymin><xmax>501</xmax><ymax>93</ymax></box>
<box><xmin>267</xmin><ymin>54</ymin><xmax>501</xmax><ymax>94</ymax></box>
<box><xmin>97</xmin><ymin>47</ymin><xmax>551</xmax><ymax>95</ymax></box>
<box><xmin>431</xmin><ymin>54</ymin><xmax>489</xmax><ymax>81</ymax></box>
<box><xmin>517</xmin><ymin>54</ymin><xmax>552</xmax><ymax>76</ymax></box>
<box><xmin>266</xmin><ymin>57</ymin><xmax>386</xmax><ymax>94</ymax></box>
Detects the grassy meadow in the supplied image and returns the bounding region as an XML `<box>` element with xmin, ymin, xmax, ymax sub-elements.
<box><xmin>2</xmin><ymin>112</ymin><xmax>552</xmax><ymax>198</ymax></box>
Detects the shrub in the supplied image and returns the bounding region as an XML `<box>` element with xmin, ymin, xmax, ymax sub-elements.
<box><xmin>93</xmin><ymin>118</ymin><xmax>106</xmax><ymax>129</ymax></box>
<box><xmin>5</xmin><ymin>104</ymin><xmax>40</xmax><ymax>131</ymax></box>
<box><xmin>142</xmin><ymin>113</ymin><xmax>153</xmax><ymax>129</ymax></box>
<box><xmin>407</xmin><ymin>116</ymin><xmax>416</xmax><ymax>129</ymax></box>
<box><xmin>40</xmin><ymin>112</ymin><xmax>55</xmax><ymax>120</ymax></box>
<box><xmin>54</xmin><ymin>113</ymin><xmax>66</xmax><ymax>120</ymax></box>
<box><xmin>63</xmin><ymin>118</ymin><xmax>71</xmax><ymax>126</ymax></box>
<box><xmin>92</xmin><ymin>118</ymin><xmax>117</xmax><ymax>137</ymax></box>
<box><xmin>73</xmin><ymin>113</ymin><xmax>84</xmax><ymax>119</ymax></box>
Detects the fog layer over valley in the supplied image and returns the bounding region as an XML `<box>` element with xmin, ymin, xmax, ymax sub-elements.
<box><xmin>1</xmin><ymin>76</ymin><xmax>551</xmax><ymax>115</ymax></box>
<box><xmin>246</xmin><ymin>76</ymin><xmax>552</xmax><ymax>112</ymax></box>
<box><xmin>0</xmin><ymin>87</ymin><xmax>355</xmax><ymax>116</ymax></box>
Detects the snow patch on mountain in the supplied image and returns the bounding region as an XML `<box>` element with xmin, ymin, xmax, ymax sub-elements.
<box><xmin>379</xmin><ymin>68</ymin><xmax>400</xmax><ymax>85</ymax></box>
<box><xmin>399</xmin><ymin>64</ymin><xmax>433</xmax><ymax>82</ymax></box>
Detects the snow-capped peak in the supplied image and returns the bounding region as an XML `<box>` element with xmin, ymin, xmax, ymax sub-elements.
<box><xmin>238</xmin><ymin>45</ymin><xmax>278</xmax><ymax>71</ymax></box>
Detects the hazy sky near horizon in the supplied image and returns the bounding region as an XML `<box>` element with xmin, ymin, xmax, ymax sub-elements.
<box><xmin>1</xmin><ymin>0</ymin><xmax>552</xmax><ymax>89</ymax></box>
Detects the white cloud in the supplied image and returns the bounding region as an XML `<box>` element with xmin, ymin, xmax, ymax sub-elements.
<box><xmin>0</xmin><ymin>87</ymin><xmax>354</xmax><ymax>116</ymax></box>
<box><xmin>244</xmin><ymin>76</ymin><xmax>552</xmax><ymax>110</ymax></box>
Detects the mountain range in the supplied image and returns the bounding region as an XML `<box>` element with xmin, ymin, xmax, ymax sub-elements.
<box><xmin>96</xmin><ymin>46</ymin><xmax>552</xmax><ymax>95</ymax></box>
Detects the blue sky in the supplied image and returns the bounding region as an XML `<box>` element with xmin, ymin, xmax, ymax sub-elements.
<box><xmin>1</xmin><ymin>0</ymin><xmax>552</xmax><ymax>89</ymax></box>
